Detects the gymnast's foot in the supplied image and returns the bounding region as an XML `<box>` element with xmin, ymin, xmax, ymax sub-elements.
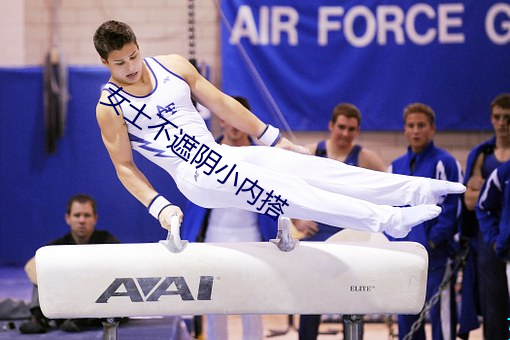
<box><xmin>430</xmin><ymin>179</ymin><xmax>465</xmax><ymax>200</ymax></box>
<box><xmin>412</xmin><ymin>179</ymin><xmax>465</xmax><ymax>205</ymax></box>
<box><xmin>385</xmin><ymin>204</ymin><xmax>442</xmax><ymax>238</ymax></box>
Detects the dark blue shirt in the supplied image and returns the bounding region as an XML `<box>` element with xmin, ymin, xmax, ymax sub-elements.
<box><xmin>302</xmin><ymin>141</ymin><xmax>362</xmax><ymax>241</ymax></box>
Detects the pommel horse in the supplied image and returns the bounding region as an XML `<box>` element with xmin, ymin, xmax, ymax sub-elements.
<box><xmin>36</xmin><ymin>217</ymin><xmax>428</xmax><ymax>340</ymax></box>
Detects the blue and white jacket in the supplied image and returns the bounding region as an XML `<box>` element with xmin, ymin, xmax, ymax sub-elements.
<box><xmin>476</xmin><ymin>160</ymin><xmax>510</xmax><ymax>259</ymax></box>
<box><xmin>388</xmin><ymin>141</ymin><xmax>463</xmax><ymax>268</ymax></box>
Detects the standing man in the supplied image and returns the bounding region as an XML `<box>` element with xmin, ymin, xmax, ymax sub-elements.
<box><xmin>181</xmin><ymin>96</ymin><xmax>277</xmax><ymax>340</ymax></box>
<box><xmin>388</xmin><ymin>103</ymin><xmax>462</xmax><ymax>340</ymax></box>
<box><xmin>460</xmin><ymin>93</ymin><xmax>510</xmax><ymax>340</ymax></box>
<box><xmin>296</xmin><ymin>103</ymin><xmax>386</xmax><ymax>340</ymax></box>
<box><xmin>477</xmin><ymin>160</ymin><xmax>510</xmax><ymax>264</ymax></box>
<box><xmin>19</xmin><ymin>194</ymin><xmax>120</xmax><ymax>334</ymax></box>
<box><xmin>294</xmin><ymin>102</ymin><xmax>386</xmax><ymax>240</ymax></box>
<box><xmin>476</xmin><ymin>159</ymin><xmax>510</xmax><ymax>340</ymax></box>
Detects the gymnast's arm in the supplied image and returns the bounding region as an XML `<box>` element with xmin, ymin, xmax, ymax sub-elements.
<box><xmin>95</xmin><ymin>96</ymin><xmax>183</xmax><ymax>230</ymax></box>
<box><xmin>160</xmin><ymin>54</ymin><xmax>309</xmax><ymax>154</ymax></box>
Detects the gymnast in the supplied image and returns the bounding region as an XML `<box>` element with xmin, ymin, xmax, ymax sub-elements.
<box><xmin>93</xmin><ymin>20</ymin><xmax>465</xmax><ymax>239</ymax></box>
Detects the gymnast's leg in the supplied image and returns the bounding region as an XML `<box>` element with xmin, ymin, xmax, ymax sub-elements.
<box><xmin>221</xmin><ymin>145</ymin><xmax>465</xmax><ymax>207</ymax></box>
<box><xmin>177</xmin><ymin>160</ymin><xmax>440</xmax><ymax>238</ymax></box>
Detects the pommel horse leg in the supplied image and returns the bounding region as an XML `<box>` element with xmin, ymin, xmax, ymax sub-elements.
<box><xmin>102</xmin><ymin>318</ymin><xmax>119</xmax><ymax>340</ymax></box>
<box><xmin>343</xmin><ymin>314</ymin><xmax>363</xmax><ymax>340</ymax></box>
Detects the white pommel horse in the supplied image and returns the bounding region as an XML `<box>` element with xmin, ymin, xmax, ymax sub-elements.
<box><xmin>36</xmin><ymin>217</ymin><xmax>428</xmax><ymax>340</ymax></box>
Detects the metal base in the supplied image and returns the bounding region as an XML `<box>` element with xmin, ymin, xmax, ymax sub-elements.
<box><xmin>102</xmin><ymin>318</ymin><xmax>119</xmax><ymax>340</ymax></box>
<box><xmin>343</xmin><ymin>314</ymin><xmax>363</xmax><ymax>340</ymax></box>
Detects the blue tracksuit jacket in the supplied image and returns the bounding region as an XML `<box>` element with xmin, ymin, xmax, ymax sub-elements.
<box><xmin>388</xmin><ymin>141</ymin><xmax>462</xmax><ymax>269</ymax></box>
<box><xmin>476</xmin><ymin>160</ymin><xmax>510</xmax><ymax>258</ymax></box>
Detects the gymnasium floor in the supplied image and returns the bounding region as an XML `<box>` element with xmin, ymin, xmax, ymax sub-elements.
<box><xmin>0</xmin><ymin>266</ymin><xmax>483</xmax><ymax>339</ymax></box>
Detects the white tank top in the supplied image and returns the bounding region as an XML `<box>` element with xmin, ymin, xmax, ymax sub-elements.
<box><xmin>205</xmin><ymin>207</ymin><xmax>261</xmax><ymax>242</ymax></box>
<box><xmin>102</xmin><ymin>57</ymin><xmax>215</xmax><ymax>179</ymax></box>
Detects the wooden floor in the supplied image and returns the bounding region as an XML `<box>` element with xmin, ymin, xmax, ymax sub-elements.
<box><xmin>0</xmin><ymin>315</ymin><xmax>485</xmax><ymax>339</ymax></box>
<box><xmin>213</xmin><ymin>314</ymin><xmax>485</xmax><ymax>339</ymax></box>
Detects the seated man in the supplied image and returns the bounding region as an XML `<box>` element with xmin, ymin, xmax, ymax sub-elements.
<box><xmin>19</xmin><ymin>194</ymin><xmax>120</xmax><ymax>334</ymax></box>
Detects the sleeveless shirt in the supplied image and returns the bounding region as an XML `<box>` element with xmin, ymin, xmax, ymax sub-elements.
<box><xmin>307</xmin><ymin>140</ymin><xmax>362</xmax><ymax>240</ymax></box>
<box><xmin>315</xmin><ymin>140</ymin><xmax>362</xmax><ymax>166</ymax></box>
<box><xmin>482</xmin><ymin>152</ymin><xmax>504</xmax><ymax>179</ymax></box>
<box><xmin>102</xmin><ymin>57</ymin><xmax>215</xmax><ymax>178</ymax></box>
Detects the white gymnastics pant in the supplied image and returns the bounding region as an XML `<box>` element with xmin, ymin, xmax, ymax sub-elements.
<box><xmin>174</xmin><ymin>144</ymin><xmax>437</xmax><ymax>234</ymax></box>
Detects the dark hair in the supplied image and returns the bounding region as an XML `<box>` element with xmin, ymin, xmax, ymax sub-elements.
<box><xmin>403</xmin><ymin>103</ymin><xmax>435</xmax><ymax>125</ymax></box>
<box><xmin>93</xmin><ymin>20</ymin><xmax>138</xmax><ymax>60</ymax></box>
<box><xmin>66</xmin><ymin>194</ymin><xmax>97</xmax><ymax>215</ymax></box>
<box><xmin>233</xmin><ymin>96</ymin><xmax>251</xmax><ymax>111</ymax></box>
<box><xmin>331</xmin><ymin>103</ymin><xmax>361</xmax><ymax>126</ymax></box>
<box><xmin>490</xmin><ymin>93</ymin><xmax>510</xmax><ymax>113</ymax></box>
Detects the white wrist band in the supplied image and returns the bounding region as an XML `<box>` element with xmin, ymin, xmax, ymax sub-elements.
<box><xmin>258</xmin><ymin>124</ymin><xmax>282</xmax><ymax>146</ymax></box>
<box><xmin>148</xmin><ymin>195</ymin><xmax>172</xmax><ymax>220</ymax></box>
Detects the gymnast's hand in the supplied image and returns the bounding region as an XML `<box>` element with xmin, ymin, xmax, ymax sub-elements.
<box><xmin>158</xmin><ymin>204</ymin><xmax>184</xmax><ymax>231</ymax></box>
<box><xmin>276</xmin><ymin>137</ymin><xmax>311</xmax><ymax>154</ymax></box>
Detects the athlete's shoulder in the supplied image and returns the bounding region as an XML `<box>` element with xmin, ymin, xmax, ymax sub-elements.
<box><xmin>48</xmin><ymin>233</ymin><xmax>73</xmax><ymax>246</ymax></box>
<box><xmin>391</xmin><ymin>152</ymin><xmax>408</xmax><ymax>164</ymax></box>
<box><xmin>153</xmin><ymin>54</ymin><xmax>199</xmax><ymax>82</ymax></box>
<box><xmin>153</xmin><ymin>54</ymin><xmax>191</xmax><ymax>69</ymax></box>
<box><xmin>96</xmin><ymin>89</ymin><xmax>115</xmax><ymax>115</ymax></box>
<box><xmin>497</xmin><ymin>160</ymin><xmax>510</xmax><ymax>178</ymax></box>
<box><xmin>359</xmin><ymin>147</ymin><xmax>386</xmax><ymax>171</ymax></box>
<box><xmin>91</xmin><ymin>230</ymin><xmax>120</xmax><ymax>244</ymax></box>
<box><xmin>432</xmin><ymin>146</ymin><xmax>459</xmax><ymax>166</ymax></box>
<box><xmin>304</xmin><ymin>142</ymin><xmax>318</xmax><ymax>155</ymax></box>
<box><xmin>95</xmin><ymin>89</ymin><xmax>124</xmax><ymax>129</ymax></box>
<box><xmin>390</xmin><ymin>154</ymin><xmax>409</xmax><ymax>173</ymax></box>
<box><xmin>468</xmin><ymin>137</ymin><xmax>496</xmax><ymax>157</ymax></box>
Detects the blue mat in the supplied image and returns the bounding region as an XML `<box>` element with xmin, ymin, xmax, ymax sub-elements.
<box><xmin>1</xmin><ymin>317</ymin><xmax>193</xmax><ymax>339</ymax></box>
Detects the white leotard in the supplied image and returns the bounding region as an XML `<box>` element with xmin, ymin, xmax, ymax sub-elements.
<box><xmin>100</xmin><ymin>56</ymin><xmax>449</xmax><ymax>236</ymax></box>
<box><xmin>103</xmin><ymin>57</ymin><xmax>215</xmax><ymax>179</ymax></box>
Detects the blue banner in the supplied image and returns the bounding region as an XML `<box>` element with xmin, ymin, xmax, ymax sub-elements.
<box><xmin>221</xmin><ymin>1</ymin><xmax>510</xmax><ymax>131</ymax></box>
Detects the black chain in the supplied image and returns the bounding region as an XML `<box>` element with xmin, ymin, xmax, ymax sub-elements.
<box><xmin>402</xmin><ymin>242</ymin><xmax>470</xmax><ymax>340</ymax></box>
<box><xmin>187</xmin><ymin>0</ymin><xmax>196</xmax><ymax>61</ymax></box>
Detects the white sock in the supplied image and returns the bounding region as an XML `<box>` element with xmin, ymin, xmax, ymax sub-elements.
<box><xmin>429</xmin><ymin>180</ymin><xmax>466</xmax><ymax>199</ymax></box>
<box><xmin>386</xmin><ymin>204</ymin><xmax>442</xmax><ymax>238</ymax></box>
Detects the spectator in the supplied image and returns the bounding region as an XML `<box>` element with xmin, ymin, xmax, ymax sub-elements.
<box><xmin>19</xmin><ymin>194</ymin><xmax>120</xmax><ymax>334</ymax></box>
<box><xmin>387</xmin><ymin>103</ymin><xmax>462</xmax><ymax>340</ymax></box>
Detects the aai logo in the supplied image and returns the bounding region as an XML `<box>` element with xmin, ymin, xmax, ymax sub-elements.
<box><xmin>96</xmin><ymin>276</ymin><xmax>214</xmax><ymax>303</ymax></box>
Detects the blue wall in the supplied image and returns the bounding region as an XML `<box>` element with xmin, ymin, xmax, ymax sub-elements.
<box><xmin>0</xmin><ymin>67</ymin><xmax>186</xmax><ymax>265</ymax></box>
